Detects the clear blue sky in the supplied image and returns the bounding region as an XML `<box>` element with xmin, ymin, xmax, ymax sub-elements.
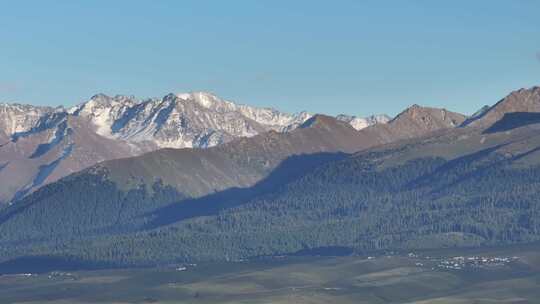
<box><xmin>1</xmin><ymin>0</ymin><xmax>539</xmax><ymax>117</ymax></box>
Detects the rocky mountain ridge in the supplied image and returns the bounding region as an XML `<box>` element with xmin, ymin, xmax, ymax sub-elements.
<box><xmin>0</xmin><ymin>92</ymin><xmax>389</xmax><ymax>203</ymax></box>
<box><xmin>1</xmin><ymin>92</ymin><xmax>389</xmax><ymax>149</ymax></box>
<box><xmin>5</xmin><ymin>85</ymin><xmax>538</xmax><ymax>205</ymax></box>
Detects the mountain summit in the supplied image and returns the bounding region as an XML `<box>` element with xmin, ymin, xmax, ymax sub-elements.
<box><xmin>70</xmin><ymin>92</ymin><xmax>307</xmax><ymax>148</ymax></box>
<box><xmin>360</xmin><ymin>104</ymin><xmax>467</xmax><ymax>144</ymax></box>
<box><xmin>336</xmin><ymin>114</ymin><xmax>391</xmax><ymax>130</ymax></box>
<box><xmin>463</xmin><ymin>86</ymin><xmax>540</xmax><ymax>128</ymax></box>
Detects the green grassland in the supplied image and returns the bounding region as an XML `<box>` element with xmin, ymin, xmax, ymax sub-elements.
<box><xmin>1</xmin><ymin>243</ymin><xmax>540</xmax><ymax>304</ymax></box>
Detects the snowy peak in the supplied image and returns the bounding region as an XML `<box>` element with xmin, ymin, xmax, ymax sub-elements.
<box><xmin>71</xmin><ymin>94</ymin><xmax>140</xmax><ymax>137</ymax></box>
<box><xmin>336</xmin><ymin>114</ymin><xmax>391</xmax><ymax>130</ymax></box>
<box><xmin>0</xmin><ymin>103</ymin><xmax>56</xmax><ymax>136</ymax></box>
<box><xmin>66</xmin><ymin>92</ymin><xmax>313</xmax><ymax>148</ymax></box>
<box><xmin>175</xmin><ymin>91</ymin><xmax>313</xmax><ymax>130</ymax></box>
<box><xmin>2</xmin><ymin>92</ymin><xmax>392</xmax><ymax>150</ymax></box>
<box><xmin>73</xmin><ymin>94</ymin><xmax>138</xmax><ymax>114</ymax></box>
<box><xmin>182</xmin><ymin>91</ymin><xmax>232</xmax><ymax>109</ymax></box>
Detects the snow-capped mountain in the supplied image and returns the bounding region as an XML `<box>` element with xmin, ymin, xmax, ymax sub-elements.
<box><xmin>336</xmin><ymin>114</ymin><xmax>391</xmax><ymax>130</ymax></box>
<box><xmin>68</xmin><ymin>92</ymin><xmax>314</xmax><ymax>148</ymax></box>
<box><xmin>0</xmin><ymin>91</ymin><xmax>390</xmax><ymax>203</ymax></box>
<box><xmin>2</xmin><ymin>92</ymin><xmax>390</xmax><ymax>150</ymax></box>
<box><xmin>0</xmin><ymin>103</ymin><xmax>57</xmax><ymax>140</ymax></box>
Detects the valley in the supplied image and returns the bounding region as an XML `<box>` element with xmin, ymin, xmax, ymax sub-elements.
<box><xmin>1</xmin><ymin>243</ymin><xmax>539</xmax><ymax>303</ymax></box>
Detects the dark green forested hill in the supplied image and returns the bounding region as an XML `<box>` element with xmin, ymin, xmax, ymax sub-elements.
<box><xmin>60</xmin><ymin>155</ymin><xmax>540</xmax><ymax>266</ymax></box>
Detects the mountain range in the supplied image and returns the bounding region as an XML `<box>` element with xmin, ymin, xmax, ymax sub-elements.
<box><xmin>0</xmin><ymin>92</ymin><xmax>389</xmax><ymax>203</ymax></box>
<box><xmin>1</xmin><ymin>86</ymin><xmax>539</xmax><ymax>269</ymax></box>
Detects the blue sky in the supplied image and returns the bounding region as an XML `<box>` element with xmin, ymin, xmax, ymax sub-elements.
<box><xmin>1</xmin><ymin>0</ymin><xmax>539</xmax><ymax>117</ymax></box>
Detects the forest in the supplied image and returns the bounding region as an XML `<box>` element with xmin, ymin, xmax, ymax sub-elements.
<box><xmin>1</xmin><ymin>144</ymin><xmax>540</xmax><ymax>269</ymax></box>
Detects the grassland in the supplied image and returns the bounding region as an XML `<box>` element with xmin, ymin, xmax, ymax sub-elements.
<box><xmin>1</xmin><ymin>243</ymin><xmax>540</xmax><ymax>303</ymax></box>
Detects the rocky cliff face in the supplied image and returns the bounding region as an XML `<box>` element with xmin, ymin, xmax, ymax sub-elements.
<box><xmin>69</xmin><ymin>92</ymin><xmax>313</xmax><ymax>149</ymax></box>
<box><xmin>1</xmin><ymin>92</ymin><xmax>391</xmax><ymax>150</ymax></box>
<box><xmin>0</xmin><ymin>103</ymin><xmax>56</xmax><ymax>140</ymax></box>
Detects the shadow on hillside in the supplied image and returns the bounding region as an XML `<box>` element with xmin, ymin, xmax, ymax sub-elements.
<box><xmin>406</xmin><ymin>143</ymin><xmax>509</xmax><ymax>191</ymax></box>
<box><xmin>10</xmin><ymin>144</ymin><xmax>74</xmax><ymax>203</ymax></box>
<box><xmin>29</xmin><ymin>121</ymin><xmax>71</xmax><ymax>159</ymax></box>
<box><xmin>144</xmin><ymin>152</ymin><xmax>348</xmax><ymax>230</ymax></box>
<box><xmin>11</xmin><ymin>112</ymin><xmax>67</xmax><ymax>142</ymax></box>
<box><xmin>511</xmin><ymin>146</ymin><xmax>540</xmax><ymax>162</ymax></box>
<box><xmin>483</xmin><ymin>112</ymin><xmax>540</xmax><ymax>134</ymax></box>
<box><xmin>0</xmin><ymin>162</ymin><xmax>8</xmax><ymax>173</ymax></box>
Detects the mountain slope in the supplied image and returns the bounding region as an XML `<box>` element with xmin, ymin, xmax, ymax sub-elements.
<box><xmin>359</xmin><ymin>104</ymin><xmax>467</xmax><ymax>145</ymax></box>
<box><xmin>0</xmin><ymin>93</ymin><xmax>390</xmax><ymax>203</ymax></box>
<box><xmin>0</xmin><ymin>114</ymin><xmax>153</xmax><ymax>203</ymax></box>
<box><xmin>68</xmin><ymin>99</ymin><xmax>540</xmax><ymax>265</ymax></box>
<box><xmin>101</xmin><ymin>114</ymin><xmax>377</xmax><ymax>195</ymax></box>
<box><xmin>0</xmin><ymin>101</ymin><xmax>461</xmax><ymax>223</ymax></box>
<box><xmin>463</xmin><ymin>86</ymin><xmax>540</xmax><ymax>128</ymax></box>
<box><xmin>0</xmin><ymin>115</ymin><xmax>382</xmax><ymax>246</ymax></box>
<box><xmin>0</xmin><ymin>102</ymin><xmax>469</xmax><ymax>256</ymax></box>
<box><xmin>0</xmin><ymin>103</ymin><xmax>55</xmax><ymax>137</ymax></box>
